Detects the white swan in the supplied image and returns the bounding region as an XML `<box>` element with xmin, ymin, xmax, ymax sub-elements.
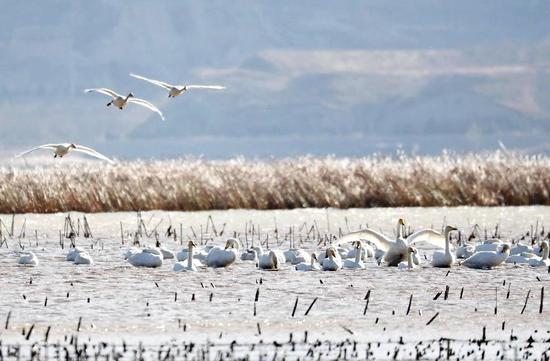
<box><xmin>258</xmin><ymin>251</ymin><xmax>281</xmax><ymax>270</ymax></box>
<box><xmin>84</xmin><ymin>88</ymin><xmax>165</xmax><ymax>121</ymax></box>
<box><xmin>474</xmin><ymin>239</ymin><xmax>503</xmax><ymax>252</ymax></box>
<box><xmin>129</xmin><ymin>73</ymin><xmax>225</xmax><ymax>98</ymax></box>
<box><xmin>127</xmin><ymin>248</ymin><xmax>163</xmax><ymax>268</ymax></box>
<box><xmin>74</xmin><ymin>252</ymin><xmax>93</xmax><ymax>265</ymax></box>
<box><xmin>18</xmin><ymin>251</ymin><xmax>38</xmax><ymax>266</ymax></box>
<box><xmin>506</xmin><ymin>252</ymin><xmax>538</xmax><ymax>265</ymax></box>
<box><xmin>462</xmin><ymin>244</ymin><xmax>510</xmax><ymax>269</ymax></box>
<box><xmin>295</xmin><ymin>254</ymin><xmax>321</xmax><ymax>271</ymax></box>
<box><xmin>529</xmin><ymin>242</ymin><xmax>550</xmax><ymax>267</ymax></box>
<box><xmin>456</xmin><ymin>233</ymin><xmax>475</xmax><ymax>259</ymax></box>
<box><xmin>337</xmin><ymin>218</ymin><xmax>448</xmax><ymax>267</ymax></box>
<box><xmin>66</xmin><ymin>247</ymin><xmax>86</xmax><ymax>261</ymax></box>
<box><xmin>174</xmin><ymin>241</ymin><xmax>201</xmax><ymax>272</ymax></box>
<box><xmin>241</xmin><ymin>249</ymin><xmax>258</xmax><ymax>261</ymax></box>
<box><xmin>155</xmin><ymin>241</ymin><xmax>175</xmax><ymax>260</ymax></box>
<box><xmin>322</xmin><ymin>247</ymin><xmax>343</xmax><ymax>271</ymax></box>
<box><xmin>398</xmin><ymin>247</ymin><xmax>418</xmax><ymax>270</ymax></box>
<box><xmin>431</xmin><ymin>226</ymin><xmax>458</xmax><ymax>268</ymax></box>
<box><xmin>343</xmin><ymin>241</ymin><xmax>366</xmax><ymax>270</ymax></box>
<box><xmin>284</xmin><ymin>249</ymin><xmax>310</xmax><ymax>265</ymax></box>
<box><xmin>16</xmin><ymin>143</ymin><xmax>114</xmax><ymax>164</ymax></box>
<box><xmin>206</xmin><ymin>238</ymin><xmax>241</xmax><ymax>268</ymax></box>
<box><xmin>510</xmin><ymin>242</ymin><xmax>534</xmax><ymax>256</ymax></box>
<box><xmin>346</xmin><ymin>243</ymin><xmax>374</xmax><ymax>260</ymax></box>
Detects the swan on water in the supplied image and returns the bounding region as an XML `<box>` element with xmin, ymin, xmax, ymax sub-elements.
<box><xmin>66</xmin><ymin>247</ymin><xmax>86</xmax><ymax>261</ymax></box>
<box><xmin>295</xmin><ymin>254</ymin><xmax>321</xmax><ymax>271</ymax></box>
<box><xmin>174</xmin><ymin>241</ymin><xmax>201</xmax><ymax>272</ymax></box>
<box><xmin>18</xmin><ymin>251</ymin><xmax>38</xmax><ymax>266</ymax></box>
<box><xmin>74</xmin><ymin>252</ymin><xmax>93</xmax><ymax>265</ymax></box>
<box><xmin>129</xmin><ymin>73</ymin><xmax>225</xmax><ymax>98</ymax></box>
<box><xmin>431</xmin><ymin>226</ymin><xmax>458</xmax><ymax>268</ymax></box>
<box><xmin>16</xmin><ymin>143</ymin><xmax>115</xmax><ymax>164</ymax></box>
<box><xmin>529</xmin><ymin>241</ymin><xmax>550</xmax><ymax>267</ymax></box>
<box><xmin>462</xmin><ymin>244</ymin><xmax>510</xmax><ymax>269</ymax></box>
<box><xmin>322</xmin><ymin>247</ymin><xmax>343</xmax><ymax>271</ymax></box>
<box><xmin>241</xmin><ymin>249</ymin><xmax>258</xmax><ymax>261</ymax></box>
<box><xmin>127</xmin><ymin>248</ymin><xmax>163</xmax><ymax>268</ymax></box>
<box><xmin>258</xmin><ymin>250</ymin><xmax>281</xmax><ymax>270</ymax></box>
<box><xmin>84</xmin><ymin>88</ymin><xmax>165</xmax><ymax>121</ymax></box>
<box><xmin>398</xmin><ymin>247</ymin><xmax>418</xmax><ymax>270</ymax></box>
<box><xmin>155</xmin><ymin>240</ymin><xmax>175</xmax><ymax>260</ymax></box>
<box><xmin>337</xmin><ymin>218</ymin><xmax>448</xmax><ymax>267</ymax></box>
<box><xmin>506</xmin><ymin>252</ymin><xmax>539</xmax><ymax>265</ymax></box>
<box><xmin>206</xmin><ymin>238</ymin><xmax>241</xmax><ymax>268</ymax></box>
<box><xmin>343</xmin><ymin>241</ymin><xmax>366</xmax><ymax>269</ymax></box>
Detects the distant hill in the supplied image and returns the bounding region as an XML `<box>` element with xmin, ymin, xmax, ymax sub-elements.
<box><xmin>1</xmin><ymin>1</ymin><xmax>549</xmax><ymax>158</ymax></box>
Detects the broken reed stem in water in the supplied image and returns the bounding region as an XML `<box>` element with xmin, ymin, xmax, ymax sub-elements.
<box><xmin>304</xmin><ymin>298</ymin><xmax>318</xmax><ymax>316</ymax></box>
<box><xmin>521</xmin><ymin>289</ymin><xmax>531</xmax><ymax>315</ymax></box>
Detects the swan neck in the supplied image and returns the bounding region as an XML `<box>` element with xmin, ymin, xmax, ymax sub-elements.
<box><xmin>444</xmin><ymin>230</ymin><xmax>450</xmax><ymax>255</ymax></box>
<box><xmin>187</xmin><ymin>244</ymin><xmax>193</xmax><ymax>269</ymax></box>
<box><xmin>407</xmin><ymin>252</ymin><xmax>413</xmax><ymax>269</ymax></box>
<box><xmin>543</xmin><ymin>246</ymin><xmax>549</xmax><ymax>261</ymax></box>
<box><xmin>354</xmin><ymin>246</ymin><xmax>361</xmax><ymax>264</ymax></box>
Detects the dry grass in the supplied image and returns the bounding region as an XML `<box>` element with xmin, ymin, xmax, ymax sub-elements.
<box><xmin>0</xmin><ymin>151</ymin><xmax>549</xmax><ymax>213</ymax></box>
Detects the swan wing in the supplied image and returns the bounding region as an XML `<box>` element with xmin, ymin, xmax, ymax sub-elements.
<box><xmin>15</xmin><ymin>144</ymin><xmax>58</xmax><ymax>158</ymax></box>
<box><xmin>72</xmin><ymin>145</ymin><xmax>115</xmax><ymax>164</ymax></box>
<box><xmin>127</xmin><ymin>98</ymin><xmax>165</xmax><ymax>121</ymax></box>
<box><xmin>129</xmin><ymin>73</ymin><xmax>174</xmax><ymax>90</ymax></box>
<box><xmin>406</xmin><ymin>229</ymin><xmax>446</xmax><ymax>249</ymax></box>
<box><xmin>335</xmin><ymin>229</ymin><xmax>393</xmax><ymax>252</ymax></box>
<box><xmin>84</xmin><ymin>88</ymin><xmax>121</xmax><ymax>99</ymax></box>
<box><xmin>180</xmin><ymin>85</ymin><xmax>226</xmax><ymax>91</ymax></box>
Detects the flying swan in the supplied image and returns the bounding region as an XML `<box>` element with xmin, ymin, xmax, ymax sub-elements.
<box><xmin>84</xmin><ymin>88</ymin><xmax>165</xmax><ymax>121</ymax></box>
<box><xmin>130</xmin><ymin>73</ymin><xmax>225</xmax><ymax>98</ymax></box>
<box><xmin>16</xmin><ymin>143</ymin><xmax>115</xmax><ymax>164</ymax></box>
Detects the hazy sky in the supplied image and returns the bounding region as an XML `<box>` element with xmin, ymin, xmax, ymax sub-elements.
<box><xmin>1</xmin><ymin>1</ymin><xmax>550</xmax><ymax>159</ymax></box>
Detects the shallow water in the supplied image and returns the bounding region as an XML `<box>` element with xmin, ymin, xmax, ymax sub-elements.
<box><xmin>0</xmin><ymin>206</ymin><xmax>549</xmax><ymax>358</ymax></box>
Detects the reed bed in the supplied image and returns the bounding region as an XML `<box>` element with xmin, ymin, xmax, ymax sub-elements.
<box><xmin>0</xmin><ymin>151</ymin><xmax>548</xmax><ymax>213</ymax></box>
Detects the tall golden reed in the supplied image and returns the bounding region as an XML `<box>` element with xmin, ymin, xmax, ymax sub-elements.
<box><xmin>0</xmin><ymin>151</ymin><xmax>548</xmax><ymax>213</ymax></box>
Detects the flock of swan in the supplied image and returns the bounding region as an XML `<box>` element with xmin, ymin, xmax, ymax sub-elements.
<box><xmin>16</xmin><ymin>218</ymin><xmax>550</xmax><ymax>272</ymax></box>
<box><xmin>15</xmin><ymin>74</ymin><xmax>225</xmax><ymax>163</ymax></box>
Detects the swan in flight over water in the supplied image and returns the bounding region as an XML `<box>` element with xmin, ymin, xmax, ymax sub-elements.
<box><xmin>431</xmin><ymin>226</ymin><xmax>458</xmax><ymax>268</ymax></box>
<box><xmin>84</xmin><ymin>88</ymin><xmax>165</xmax><ymax>121</ymax></box>
<box><xmin>16</xmin><ymin>143</ymin><xmax>115</xmax><ymax>164</ymax></box>
<box><xmin>130</xmin><ymin>73</ymin><xmax>226</xmax><ymax>98</ymax></box>
<box><xmin>337</xmin><ymin>218</ymin><xmax>448</xmax><ymax>266</ymax></box>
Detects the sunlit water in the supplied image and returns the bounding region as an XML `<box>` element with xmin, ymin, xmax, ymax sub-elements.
<box><xmin>0</xmin><ymin>206</ymin><xmax>549</xmax><ymax>357</ymax></box>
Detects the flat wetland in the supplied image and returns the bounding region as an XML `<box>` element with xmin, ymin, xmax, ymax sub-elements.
<box><xmin>1</xmin><ymin>206</ymin><xmax>550</xmax><ymax>360</ymax></box>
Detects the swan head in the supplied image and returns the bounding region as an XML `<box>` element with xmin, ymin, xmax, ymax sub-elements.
<box><xmin>499</xmin><ymin>244</ymin><xmax>511</xmax><ymax>254</ymax></box>
<box><xmin>311</xmin><ymin>253</ymin><xmax>318</xmax><ymax>262</ymax></box>
<box><xmin>398</xmin><ymin>218</ymin><xmax>405</xmax><ymax>226</ymax></box>
<box><xmin>326</xmin><ymin>247</ymin><xmax>337</xmax><ymax>259</ymax></box>
<box><xmin>225</xmin><ymin>238</ymin><xmax>241</xmax><ymax>250</ymax></box>
<box><xmin>353</xmin><ymin>241</ymin><xmax>362</xmax><ymax>249</ymax></box>
<box><xmin>407</xmin><ymin>246</ymin><xmax>417</xmax><ymax>255</ymax></box>
<box><xmin>188</xmin><ymin>240</ymin><xmax>197</xmax><ymax>249</ymax></box>
<box><xmin>127</xmin><ymin>93</ymin><xmax>135</xmax><ymax>98</ymax></box>
<box><xmin>445</xmin><ymin>225</ymin><xmax>458</xmax><ymax>233</ymax></box>
<box><xmin>540</xmin><ymin>242</ymin><xmax>548</xmax><ymax>250</ymax></box>
<box><xmin>69</xmin><ymin>143</ymin><xmax>77</xmax><ymax>149</ymax></box>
